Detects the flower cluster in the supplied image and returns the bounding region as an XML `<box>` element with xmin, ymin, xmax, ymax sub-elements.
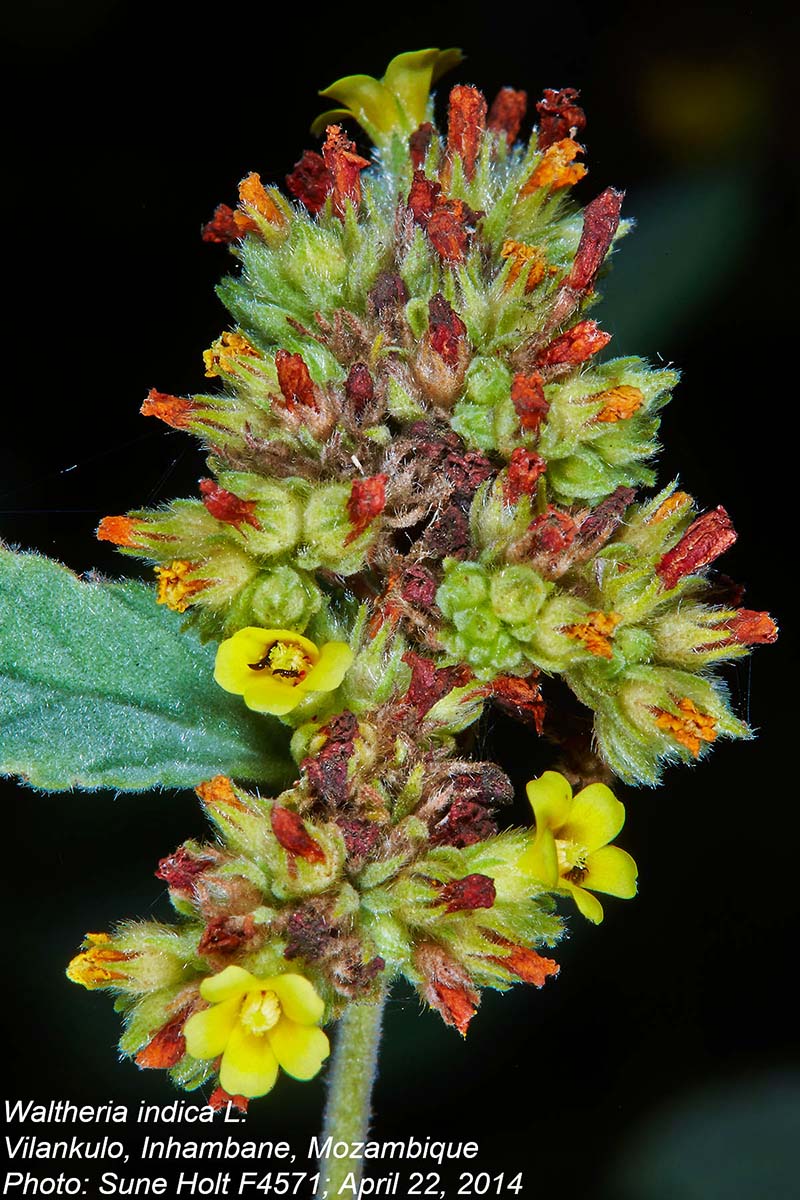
<box><xmin>69</xmin><ymin>49</ymin><xmax>775</xmax><ymax>1102</ymax></box>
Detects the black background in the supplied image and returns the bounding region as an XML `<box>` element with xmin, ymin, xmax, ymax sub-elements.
<box><xmin>2</xmin><ymin>2</ymin><xmax>798</xmax><ymax>1197</ymax></box>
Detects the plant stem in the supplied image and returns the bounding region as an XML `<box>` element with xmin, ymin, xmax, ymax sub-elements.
<box><xmin>315</xmin><ymin>988</ymin><xmax>387</xmax><ymax>1199</ymax></box>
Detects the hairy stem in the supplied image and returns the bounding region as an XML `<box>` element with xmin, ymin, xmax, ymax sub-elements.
<box><xmin>315</xmin><ymin>988</ymin><xmax>387</xmax><ymax>1198</ymax></box>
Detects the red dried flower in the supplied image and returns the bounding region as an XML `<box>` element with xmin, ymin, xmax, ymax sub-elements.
<box><xmin>134</xmin><ymin>1011</ymin><xmax>190</xmax><ymax>1070</ymax></box>
<box><xmin>536</xmin><ymin>87</ymin><xmax>586</xmax><ymax>150</ymax></box>
<box><xmin>408</xmin><ymin>170</ymin><xmax>441</xmax><ymax>228</ymax></box>
<box><xmin>275</xmin><ymin>349</ymin><xmax>319</xmax><ymax>411</ymax></box>
<box><xmin>346</xmin><ymin>474</ymin><xmax>388</xmax><ymax>545</ymax></box>
<box><xmin>426</xmin><ymin>197</ymin><xmax>476</xmax><ymax>262</ymax></box>
<box><xmin>721</xmin><ymin>609</ymin><xmax>778</xmax><ymax>645</ymax></box>
<box><xmin>402</xmin><ymin>651</ymin><xmax>472</xmax><ymax>718</ymax></box>
<box><xmin>656</xmin><ymin>507</ymin><xmax>737</xmax><ymax>589</ymax></box>
<box><xmin>446</xmin><ymin>85</ymin><xmax>487</xmax><ymax>181</ymax></box>
<box><xmin>322</xmin><ymin>125</ymin><xmax>369</xmax><ymax>219</ymax></box>
<box><xmin>438</xmin><ymin>874</ymin><xmax>497</xmax><ymax>913</ymax></box>
<box><xmin>270</xmin><ymin>806</ymin><xmax>326</xmax><ymax>864</ymax></box>
<box><xmin>409</xmin><ymin>122</ymin><xmax>434</xmax><ymax>169</ymax></box>
<box><xmin>428</xmin><ymin>294</ymin><xmax>468</xmax><ymax>365</ymax></box>
<box><xmin>286</xmin><ymin>150</ymin><xmax>332</xmax><ymax>215</ymax></box>
<box><xmin>488</xmin><ymin>87</ymin><xmax>528</xmax><ymax>146</ymax></box>
<box><xmin>504</xmin><ymin>448</ymin><xmax>547</xmax><ymax>504</ymax></box>
<box><xmin>345</xmin><ymin>362</ymin><xmax>374</xmax><ymax>415</ymax></box>
<box><xmin>201</xmin><ymin>203</ymin><xmax>257</xmax><ymax>244</ymax></box>
<box><xmin>199</xmin><ymin>479</ymin><xmax>260</xmax><ymax>532</ymax></box>
<box><xmin>511</xmin><ymin>372</ymin><xmax>549</xmax><ymax>433</ymax></box>
<box><xmin>208</xmin><ymin>1089</ymin><xmax>249</xmax><ymax>1114</ymax></box>
<box><xmin>568</xmin><ymin>188</ymin><xmax>625</xmax><ymax>292</ymax></box>
<box><xmin>527</xmin><ymin>507</ymin><xmax>578</xmax><ymax>554</ymax></box>
<box><xmin>536</xmin><ymin>320</ymin><xmax>611</xmax><ymax>367</ymax></box>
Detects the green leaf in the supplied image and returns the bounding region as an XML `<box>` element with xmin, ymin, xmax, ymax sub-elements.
<box><xmin>0</xmin><ymin>549</ymin><xmax>293</xmax><ymax>792</ymax></box>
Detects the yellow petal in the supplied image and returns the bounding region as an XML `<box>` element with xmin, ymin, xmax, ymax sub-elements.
<box><xmin>200</xmin><ymin>965</ymin><xmax>257</xmax><ymax>1004</ymax></box>
<box><xmin>303</xmin><ymin>641</ymin><xmax>353</xmax><ymax>693</ymax></box>
<box><xmin>518</xmin><ymin>827</ymin><xmax>560</xmax><ymax>888</ymax></box>
<box><xmin>214</xmin><ymin>628</ymin><xmax>270</xmax><ymax>695</ymax></box>
<box><xmin>383</xmin><ymin>49</ymin><xmax>442</xmax><ymax>125</ymax></box>
<box><xmin>243</xmin><ymin>674</ymin><xmax>304</xmax><ymax>716</ymax></box>
<box><xmin>184</xmin><ymin>996</ymin><xmax>240</xmax><ymax>1059</ymax></box>
<box><xmin>268</xmin><ymin>1017</ymin><xmax>330</xmax><ymax>1080</ymax></box>
<box><xmin>525</xmin><ymin>771</ymin><xmax>573</xmax><ymax>833</ymax></box>
<box><xmin>561</xmin><ymin>782</ymin><xmax>626</xmax><ymax>852</ymax></box>
<box><xmin>562</xmin><ymin>879</ymin><xmax>605</xmax><ymax>924</ymax></box>
<box><xmin>264</xmin><ymin>973</ymin><xmax>325</xmax><ymax>1025</ymax></box>
<box><xmin>219</xmin><ymin>1024</ymin><xmax>279</xmax><ymax>1098</ymax></box>
<box><xmin>318</xmin><ymin>75</ymin><xmax>399</xmax><ymax>141</ymax></box>
<box><xmin>585</xmin><ymin>845</ymin><xmax>638</xmax><ymax>898</ymax></box>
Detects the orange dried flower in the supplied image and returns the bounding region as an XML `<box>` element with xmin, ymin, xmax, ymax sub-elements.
<box><xmin>426</xmin><ymin>197</ymin><xmax>477</xmax><ymax>262</ymax></box>
<box><xmin>721</xmin><ymin>610</ymin><xmax>779</xmax><ymax>645</ymax></box>
<box><xmin>649</xmin><ymin>492</ymin><xmax>691</xmax><ymax>523</ymax></box>
<box><xmin>501</xmin><ymin>240</ymin><xmax>548</xmax><ymax>293</ymax></box>
<box><xmin>654</xmin><ymin>698</ymin><xmax>718</xmax><ymax>757</ymax></box>
<box><xmin>593</xmin><ymin>385</ymin><xmax>644</xmax><ymax>422</ymax></box>
<box><xmin>203</xmin><ymin>331</ymin><xmax>259</xmax><ymax>378</ymax></box>
<box><xmin>563</xmin><ymin>611</ymin><xmax>622</xmax><ymax>659</ymax></box>
<box><xmin>96</xmin><ymin>516</ymin><xmax>145</xmax><ymax>548</ymax></box>
<box><xmin>408</xmin><ymin>170</ymin><xmax>441</xmax><ymax>228</ymax></box>
<box><xmin>489</xmin><ymin>943</ymin><xmax>559</xmax><ymax>987</ymax></box>
<box><xmin>140</xmin><ymin>389</ymin><xmax>196</xmax><ymax>430</ymax></box>
<box><xmin>238</xmin><ymin>172</ymin><xmax>287</xmax><ymax>227</ymax></box>
<box><xmin>154</xmin><ymin>560</ymin><xmax>206</xmax><ymax>613</ymax></box>
<box><xmin>503</xmin><ymin>447</ymin><xmax>547</xmax><ymax>503</ymax></box>
<box><xmin>195</xmin><ymin>775</ymin><xmax>248</xmax><ymax>811</ymax></box>
<box><xmin>520</xmin><ymin>138</ymin><xmax>586</xmax><ymax>194</ymax></box>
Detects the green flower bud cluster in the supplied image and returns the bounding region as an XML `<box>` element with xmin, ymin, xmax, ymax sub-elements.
<box><xmin>436</xmin><ymin>559</ymin><xmax>551</xmax><ymax>676</ymax></box>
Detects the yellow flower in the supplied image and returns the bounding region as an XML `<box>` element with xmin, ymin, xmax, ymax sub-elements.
<box><xmin>519</xmin><ymin>771</ymin><xmax>638</xmax><ymax>924</ymax></box>
<box><xmin>184</xmin><ymin>966</ymin><xmax>329</xmax><ymax>1098</ymax></box>
<box><xmin>214</xmin><ymin>627</ymin><xmax>353</xmax><ymax>716</ymax></box>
